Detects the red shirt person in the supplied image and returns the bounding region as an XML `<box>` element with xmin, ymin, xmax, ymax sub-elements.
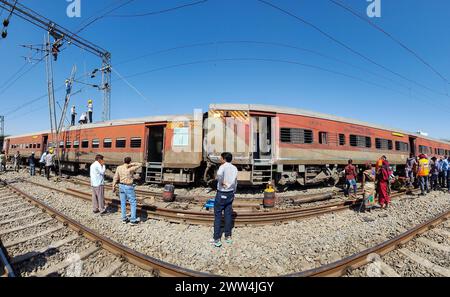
<box><xmin>344</xmin><ymin>159</ymin><xmax>358</xmax><ymax>197</ymax></box>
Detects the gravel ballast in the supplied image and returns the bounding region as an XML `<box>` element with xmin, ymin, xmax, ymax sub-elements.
<box><xmin>1</xmin><ymin>171</ymin><xmax>450</xmax><ymax>276</ymax></box>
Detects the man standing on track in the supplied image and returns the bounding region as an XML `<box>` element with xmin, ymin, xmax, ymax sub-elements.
<box><xmin>13</xmin><ymin>151</ymin><xmax>21</xmax><ymax>172</ymax></box>
<box><xmin>45</xmin><ymin>149</ymin><xmax>55</xmax><ymax>180</ymax></box>
<box><xmin>90</xmin><ymin>154</ymin><xmax>106</xmax><ymax>215</ymax></box>
<box><xmin>39</xmin><ymin>150</ymin><xmax>48</xmax><ymax>176</ymax></box>
<box><xmin>212</xmin><ymin>152</ymin><xmax>238</xmax><ymax>248</ymax></box>
<box><xmin>112</xmin><ymin>157</ymin><xmax>142</xmax><ymax>226</ymax></box>
<box><xmin>417</xmin><ymin>154</ymin><xmax>430</xmax><ymax>196</ymax></box>
<box><xmin>0</xmin><ymin>150</ymin><xmax>6</xmax><ymax>172</ymax></box>
<box><xmin>344</xmin><ymin>159</ymin><xmax>357</xmax><ymax>198</ymax></box>
<box><xmin>28</xmin><ymin>152</ymin><xmax>36</xmax><ymax>177</ymax></box>
<box><xmin>405</xmin><ymin>153</ymin><xmax>417</xmax><ymax>188</ymax></box>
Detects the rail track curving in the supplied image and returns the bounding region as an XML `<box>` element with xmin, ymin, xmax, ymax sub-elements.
<box><xmin>24</xmin><ymin>179</ymin><xmax>414</xmax><ymax>226</ymax></box>
<box><xmin>0</xmin><ymin>180</ymin><xmax>214</xmax><ymax>277</ymax></box>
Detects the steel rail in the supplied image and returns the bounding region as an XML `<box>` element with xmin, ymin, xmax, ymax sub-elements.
<box><xmin>24</xmin><ymin>180</ymin><xmax>412</xmax><ymax>226</ymax></box>
<box><xmin>5</xmin><ymin>182</ymin><xmax>215</xmax><ymax>277</ymax></box>
<box><xmin>285</xmin><ymin>208</ymin><xmax>450</xmax><ymax>277</ymax></box>
<box><xmin>68</xmin><ymin>176</ymin><xmax>338</xmax><ymax>204</ymax></box>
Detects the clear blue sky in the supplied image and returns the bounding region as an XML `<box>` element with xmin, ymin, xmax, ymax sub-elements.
<box><xmin>1</xmin><ymin>0</ymin><xmax>450</xmax><ymax>139</ymax></box>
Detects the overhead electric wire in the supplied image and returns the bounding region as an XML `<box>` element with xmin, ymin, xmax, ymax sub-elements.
<box><xmin>107</xmin><ymin>0</ymin><xmax>209</xmax><ymax>17</ymax></box>
<box><xmin>116</xmin><ymin>57</ymin><xmax>450</xmax><ymax>111</ymax></box>
<box><xmin>328</xmin><ymin>0</ymin><xmax>449</xmax><ymax>85</ymax></box>
<box><xmin>256</xmin><ymin>0</ymin><xmax>449</xmax><ymax>98</ymax></box>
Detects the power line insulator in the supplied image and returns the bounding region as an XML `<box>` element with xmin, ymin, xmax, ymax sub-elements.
<box><xmin>3</xmin><ymin>19</ymin><xmax>9</xmax><ymax>27</ymax></box>
<box><xmin>1</xmin><ymin>30</ymin><xmax>7</xmax><ymax>39</ymax></box>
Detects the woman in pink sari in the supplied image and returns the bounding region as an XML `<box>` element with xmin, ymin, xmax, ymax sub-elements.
<box><xmin>377</xmin><ymin>160</ymin><xmax>391</xmax><ymax>209</ymax></box>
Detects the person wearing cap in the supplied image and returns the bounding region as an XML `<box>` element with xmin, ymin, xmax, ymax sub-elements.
<box><xmin>71</xmin><ymin>105</ymin><xmax>77</xmax><ymax>126</ymax></box>
<box><xmin>417</xmin><ymin>154</ymin><xmax>430</xmax><ymax>196</ymax></box>
<box><xmin>28</xmin><ymin>152</ymin><xmax>36</xmax><ymax>176</ymax></box>
<box><xmin>45</xmin><ymin>149</ymin><xmax>55</xmax><ymax>180</ymax></box>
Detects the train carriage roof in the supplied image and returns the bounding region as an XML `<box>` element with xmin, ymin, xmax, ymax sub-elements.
<box><xmin>210</xmin><ymin>103</ymin><xmax>450</xmax><ymax>146</ymax></box>
<box><xmin>5</xmin><ymin>114</ymin><xmax>194</xmax><ymax>140</ymax></box>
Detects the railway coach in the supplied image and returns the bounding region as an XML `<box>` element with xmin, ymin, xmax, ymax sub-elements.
<box><xmin>4</xmin><ymin>104</ymin><xmax>450</xmax><ymax>187</ymax></box>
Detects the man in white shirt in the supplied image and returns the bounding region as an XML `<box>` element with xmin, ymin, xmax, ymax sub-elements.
<box><xmin>90</xmin><ymin>154</ymin><xmax>106</xmax><ymax>214</ymax></box>
<box><xmin>79</xmin><ymin>113</ymin><xmax>87</xmax><ymax>124</ymax></box>
<box><xmin>87</xmin><ymin>100</ymin><xmax>93</xmax><ymax>123</ymax></box>
<box><xmin>212</xmin><ymin>152</ymin><xmax>238</xmax><ymax>247</ymax></box>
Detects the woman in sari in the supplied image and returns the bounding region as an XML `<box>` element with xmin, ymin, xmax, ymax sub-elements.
<box><xmin>377</xmin><ymin>160</ymin><xmax>391</xmax><ymax>209</ymax></box>
<box><xmin>361</xmin><ymin>163</ymin><xmax>376</xmax><ymax>211</ymax></box>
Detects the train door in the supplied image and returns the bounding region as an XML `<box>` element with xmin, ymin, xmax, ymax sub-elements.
<box><xmin>42</xmin><ymin>135</ymin><xmax>48</xmax><ymax>153</ymax></box>
<box><xmin>251</xmin><ymin>116</ymin><xmax>274</xmax><ymax>185</ymax></box>
<box><xmin>251</xmin><ymin>116</ymin><xmax>273</xmax><ymax>160</ymax></box>
<box><xmin>145</xmin><ymin>125</ymin><xmax>165</xmax><ymax>183</ymax></box>
<box><xmin>409</xmin><ymin>137</ymin><xmax>417</xmax><ymax>156</ymax></box>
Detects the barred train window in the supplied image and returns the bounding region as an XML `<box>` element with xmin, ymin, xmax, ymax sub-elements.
<box><xmin>375</xmin><ymin>138</ymin><xmax>393</xmax><ymax>150</ymax></box>
<box><xmin>82</xmin><ymin>140</ymin><xmax>89</xmax><ymax>148</ymax></box>
<box><xmin>73</xmin><ymin>141</ymin><xmax>79</xmax><ymax>149</ymax></box>
<box><xmin>280</xmin><ymin>128</ymin><xmax>313</xmax><ymax>144</ymax></box>
<box><xmin>59</xmin><ymin>141</ymin><xmax>64</xmax><ymax>149</ymax></box>
<box><xmin>339</xmin><ymin>134</ymin><xmax>346</xmax><ymax>146</ymax></box>
<box><xmin>103</xmin><ymin>139</ymin><xmax>112</xmax><ymax>148</ymax></box>
<box><xmin>66</xmin><ymin>141</ymin><xmax>71</xmax><ymax>149</ymax></box>
<box><xmin>173</xmin><ymin>128</ymin><xmax>189</xmax><ymax>146</ymax></box>
<box><xmin>350</xmin><ymin>135</ymin><xmax>371</xmax><ymax>148</ymax></box>
<box><xmin>116</xmin><ymin>138</ymin><xmax>126</xmax><ymax>148</ymax></box>
<box><xmin>92</xmin><ymin>139</ymin><xmax>100</xmax><ymax>149</ymax></box>
<box><xmin>130</xmin><ymin>137</ymin><xmax>142</xmax><ymax>148</ymax></box>
<box><xmin>395</xmin><ymin>141</ymin><xmax>409</xmax><ymax>152</ymax></box>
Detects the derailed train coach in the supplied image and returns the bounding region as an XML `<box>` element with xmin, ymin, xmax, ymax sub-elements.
<box><xmin>4</xmin><ymin>103</ymin><xmax>450</xmax><ymax>186</ymax></box>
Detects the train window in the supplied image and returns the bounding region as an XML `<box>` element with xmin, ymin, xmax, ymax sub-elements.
<box><xmin>319</xmin><ymin>132</ymin><xmax>328</xmax><ymax>145</ymax></box>
<box><xmin>66</xmin><ymin>141</ymin><xmax>71</xmax><ymax>149</ymax></box>
<box><xmin>280</xmin><ymin>128</ymin><xmax>313</xmax><ymax>144</ymax></box>
<box><xmin>130</xmin><ymin>137</ymin><xmax>142</xmax><ymax>148</ymax></box>
<box><xmin>92</xmin><ymin>139</ymin><xmax>100</xmax><ymax>149</ymax></box>
<box><xmin>103</xmin><ymin>139</ymin><xmax>112</xmax><ymax>148</ymax></box>
<box><xmin>339</xmin><ymin>134</ymin><xmax>346</xmax><ymax>146</ymax></box>
<box><xmin>73</xmin><ymin>141</ymin><xmax>79</xmax><ymax>149</ymax></box>
<box><xmin>375</xmin><ymin>138</ymin><xmax>393</xmax><ymax>150</ymax></box>
<box><xmin>59</xmin><ymin>141</ymin><xmax>64</xmax><ymax>149</ymax></box>
<box><xmin>350</xmin><ymin>135</ymin><xmax>371</xmax><ymax>148</ymax></box>
<box><xmin>82</xmin><ymin>140</ymin><xmax>89</xmax><ymax>148</ymax></box>
<box><xmin>419</xmin><ymin>145</ymin><xmax>427</xmax><ymax>154</ymax></box>
<box><xmin>395</xmin><ymin>141</ymin><xmax>409</xmax><ymax>152</ymax></box>
<box><xmin>37</xmin><ymin>144</ymin><xmax>41</xmax><ymax>149</ymax></box>
<box><xmin>116</xmin><ymin>138</ymin><xmax>127</xmax><ymax>148</ymax></box>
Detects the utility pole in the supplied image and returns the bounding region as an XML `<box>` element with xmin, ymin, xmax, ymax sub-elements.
<box><xmin>0</xmin><ymin>0</ymin><xmax>112</xmax><ymax>121</ymax></box>
<box><xmin>0</xmin><ymin>116</ymin><xmax>4</xmax><ymax>151</ymax></box>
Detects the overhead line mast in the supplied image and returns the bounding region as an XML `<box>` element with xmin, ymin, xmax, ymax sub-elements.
<box><xmin>0</xmin><ymin>0</ymin><xmax>112</xmax><ymax>122</ymax></box>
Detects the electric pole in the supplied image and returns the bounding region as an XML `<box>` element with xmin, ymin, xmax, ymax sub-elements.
<box><xmin>0</xmin><ymin>0</ymin><xmax>112</xmax><ymax>121</ymax></box>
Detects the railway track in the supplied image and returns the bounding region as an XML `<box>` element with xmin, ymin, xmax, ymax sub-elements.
<box><xmin>24</xmin><ymin>179</ymin><xmax>414</xmax><ymax>227</ymax></box>
<box><xmin>66</xmin><ymin>176</ymin><xmax>337</xmax><ymax>207</ymax></box>
<box><xmin>286</xmin><ymin>208</ymin><xmax>450</xmax><ymax>277</ymax></box>
<box><xmin>0</xmin><ymin>181</ymin><xmax>214</xmax><ymax>277</ymax></box>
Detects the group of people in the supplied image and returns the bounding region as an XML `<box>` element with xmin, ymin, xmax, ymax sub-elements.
<box><xmin>344</xmin><ymin>157</ymin><xmax>392</xmax><ymax>211</ymax></box>
<box><xmin>89</xmin><ymin>151</ymin><xmax>239</xmax><ymax>248</ymax></box>
<box><xmin>0</xmin><ymin>150</ymin><xmax>56</xmax><ymax>180</ymax></box>
<box><xmin>89</xmin><ymin>155</ymin><xmax>143</xmax><ymax>226</ymax></box>
<box><xmin>71</xmin><ymin>99</ymin><xmax>94</xmax><ymax>126</ymax></box>
<box><xmin>345</xmin><ymin>153</ymin><xmax>450</xmax><ymax>212</ymax></box>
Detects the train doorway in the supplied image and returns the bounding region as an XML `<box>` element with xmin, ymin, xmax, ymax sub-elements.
<box><xmin>252</xmin><ymin>116</ymin><xmax>273</xmax><ymax>160</ymax></box>
<box><xmin>42</xmin><ymin>135</ymin><xmax>48</xmax><ymax>153</ymax></box>
<box><xmin>147</xmin><ymin>126</ymin><xmax>165</xmax><ymax>163</ymax></box>
<box><xmin>409</xmin><ymin>137</ymin><xmax>417</xmax><ymax>156</ymax></box>
<box><xmin>146</xmin><ymin>125</ymin><xmax>165</xmax><ymax>184</ymax></box>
